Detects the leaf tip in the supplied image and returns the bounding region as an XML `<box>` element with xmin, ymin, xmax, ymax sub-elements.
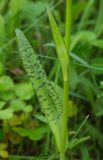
<box><xmin>47</xmin><ymin>6</ymin><xmax>51</xmax><ymax>17</ymax></box>
<box><xmin>15</xmin><ymin>28</ymin><xmax>22</xmax><ymax>36</ymax></box>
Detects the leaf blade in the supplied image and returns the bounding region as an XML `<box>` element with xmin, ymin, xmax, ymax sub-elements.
<box><xmin>47</xmin><ymin>8</ymin><xmax>69</xmax><ymax>81</ymax></box>
<box><xmin>15</xmin><ymin>29</ymin><xmax>63</xmax><ymax>151</ymax></box>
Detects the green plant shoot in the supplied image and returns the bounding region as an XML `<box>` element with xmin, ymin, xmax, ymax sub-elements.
<box><xmin>47</xmin><ymin>0</ymin><xmax>72</xmax><ymax>159</ymax></box>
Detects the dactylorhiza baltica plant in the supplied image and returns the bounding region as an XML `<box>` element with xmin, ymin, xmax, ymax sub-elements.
<box><xmin>15</xmin><ymin>0</ymin><xmax>72</xmax><ymax>159</ymax></box>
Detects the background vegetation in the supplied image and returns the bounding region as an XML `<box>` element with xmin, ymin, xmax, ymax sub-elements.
<box><xmin>0</xmin><ymin>0</ymin><xmax>103</xmax><ymax>159</ymax></box>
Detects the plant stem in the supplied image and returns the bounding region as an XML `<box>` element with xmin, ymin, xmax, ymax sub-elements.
<box><xmin>60</xmin><ymin>0</ymin><xmax>72</xmax><ymax>159</ymax></box>
<box><xmin>65</xmin><ymin>0</ymin><xmax>72</xmax><ymax>51</ymax></box>
<box><xmin>60</xmin><ymin>153</ymin><xmax>65</xmax><ymax>160</ymax></box>
<box><xmin>60</xmin><ymin>80</ymin><xmax>68</xmax><ymax>160</ymax></box>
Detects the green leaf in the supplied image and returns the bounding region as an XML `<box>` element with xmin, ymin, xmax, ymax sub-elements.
<box><xmin>0</xmin><ymin>76</ymin><xmax>14</xmax><ymax>91</ymax></box>
<box><xmin>95</xmin><ymin>0</ymin><xmax>103</xmax><ymax>36</ymax></box>
<box><xmin>13</xmin><ymin>127</ymin><xmax>48</xmax><ymax>141</ymax></box>
<box><xmin>47</xmin><ymin>8</ymin><xmax>69</xmax><ymax>81</ymax></box>
<box><xmin>29</xmin><ymin>127</ymin><xmax>48</xmax><ymax>141</ymax></box>
<box><xmin>34</xmin><ymin>114</ymin><xmax>47</xmax><ymax>123</ymax></box>
<box><xmin>0</xmin><ymin>150</ymin><xmax>9</xmax><ymax>158</ymax></box>
<box><xmin>78</xmin><ymin>0</ymin><xmax>95</xmax><ymax>30</ymax></box>
<box><xmin>15</xmin><ymin>29</ymin><xmax>63</xmax><ymax>151</ymax></box>
<box><xmin>0</xmin><ymin>109</ymin><xmax>13</xmax><ymax>120</ymax></box>
<box><xmin>52</xmin><ymin>83</ymin><xmax>77</xmax><ymax>118</ymax></box>
<box><xmin>71</xmin><ymin>31</ymin><xmax>96</xmax><ymax>50</ymax></box>
<box><xmin>10</xmin><ymin>99</ymin><xmax>33</xmax><ymax>113</ymax></box>
<box><xmin>69</xmin><ymin>136</ymin><xmax>90</xmax><ymax>149</ymax></box>
<box><xmin>15</xmin><ymin>82</ymin><xmax>33</xmax><ymax>100</ymax></box>
<box><xmin>10</xmin><ymin>99</ymin><xmax>25</xmax><ymax>112</ymax></box>
<box><xmin>24</xmin><ymin>105</ymin><xmax>33</xmax><ymax>113</ymax></box>
<box><xmin>0</xmin><ymin>0</ymin><xmax>7</xmax><ymax>14</ymax></box>
<box><xmin>72</xmin><ymin>2</ymin><xmax>87</xmax><ymax>21</ymax></box>
<box><xmin>0</xmin><ymin>143</ymin><xmax>9</xmax><ymax>158</ymax></box>
<box><xmin>92</xmin><ymin>39</ymin><xmax>103</xmax><ymax>49</ymax></box>
<box><xmin>10</xmin><ymin>0</ymin><xmax>26</xmax><ymax>16</ymax></box>
<box><xmin>0</xmin><ymin>91</ymin><xmax>15</xmax><ymax>101</ymax></box>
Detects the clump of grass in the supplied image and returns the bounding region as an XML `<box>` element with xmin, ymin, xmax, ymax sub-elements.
<box><xmin>15</xmin><ymin>0</ymin><xmax>72</xmax><ymax>160</ymax></box>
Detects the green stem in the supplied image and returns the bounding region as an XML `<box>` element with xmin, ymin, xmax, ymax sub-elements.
<box><xmin>60</xmin><ymin>80</ymin><xmax>69</xmax><ymax>160</ymax></box>
<box><xmin>65</xmin><ymin>0</ymin><xmax>72</xmax><ymax>51</ymax></box>
<box><xmin>60</xmin><ymin>153</ymin><xmax>65</xmax><ymax>160</ymax></box>
<box><xmin>60</xmin><ymin>0</ymin><xmax>72</xmax><ymax>158</ymax></box>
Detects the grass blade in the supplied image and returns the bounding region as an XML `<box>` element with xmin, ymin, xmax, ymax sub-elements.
<box><xmin>47</xmin><ymin>8</ymin><xmax>69</xmax><ymax>81</ymax></box>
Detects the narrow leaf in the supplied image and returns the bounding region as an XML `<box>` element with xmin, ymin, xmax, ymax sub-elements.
<box><xmin>47</xmin><ymin>8</ymin><xmax>69</xmax><ymax>81</ymax></box>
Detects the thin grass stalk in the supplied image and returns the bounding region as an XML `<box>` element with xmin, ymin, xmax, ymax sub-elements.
<box><xmin>60</xmin><ymin>153</ymin><xmax>65</xmax><ymax>160</ymax></box>
<box><xmin>60</xmin><ymin>81</ymin><xmax>69</xmax><ymax>160</ymax></box>
<box><xmin>65</xmin><ymin>0</ymin><xmax>72</xmax><ymax>51</ymax></box>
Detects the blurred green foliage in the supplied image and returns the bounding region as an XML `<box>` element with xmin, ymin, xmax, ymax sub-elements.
<box><xmin>0</xmin><ymin>0</ymin><xmax>103</xmax><ymax>159</ymax></box>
